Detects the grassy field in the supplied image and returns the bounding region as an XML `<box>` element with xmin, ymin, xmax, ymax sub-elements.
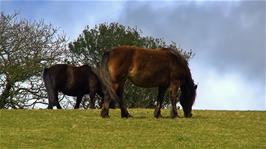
<box><xmin>0</xmin><ymin>109</ymin><xmax>265</xmax><ymax>148</ymax></box>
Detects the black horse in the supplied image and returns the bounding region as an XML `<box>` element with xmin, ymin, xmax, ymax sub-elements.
<box><xmin>43</xmin><ymin>64</ymin><xmax>107</xmax><ymax>109</ymax></box>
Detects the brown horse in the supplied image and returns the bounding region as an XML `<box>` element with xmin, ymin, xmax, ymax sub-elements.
<box><xmin>43</xmin><ymin>64</ymin><xmax>105</xmax><ymax>109</ymax></box>
<box><xmin>100</xmin><ymin>46</ymin><xmax>197</xmax><ymax>118</ymax></box>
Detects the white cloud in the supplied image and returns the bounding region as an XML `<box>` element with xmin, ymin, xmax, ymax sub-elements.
<box><xmin>192</xmin><ymin>62</ymin><xmax>265</xmax><ymax>110</ymax></box>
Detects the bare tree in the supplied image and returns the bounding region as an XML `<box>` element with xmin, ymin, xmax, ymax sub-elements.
<box><xmin>0</xmin><ymin>12</ymin><xmax>68</xmax><ymax>109</ymax></box>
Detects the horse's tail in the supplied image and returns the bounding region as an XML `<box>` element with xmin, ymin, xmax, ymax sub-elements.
<box><xmin>43</xmin><ymin>67</ymin><xmax>56</xmax><ymax>109</ymax></box>
<box><xmin>98</xmin><ymin>50</ymin><xmax>119</xmax><ymax>101</ymax></box>
<box><xmin>90</xmin><ymin>67</ymin><xmax>116</xmax><ymax>109</ymax></box>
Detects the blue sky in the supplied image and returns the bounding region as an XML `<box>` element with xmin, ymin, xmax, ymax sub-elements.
<box><xmin>1</xmin><ymin>0</ymin><xmax>265</xmax><ymax>110</ymax></box>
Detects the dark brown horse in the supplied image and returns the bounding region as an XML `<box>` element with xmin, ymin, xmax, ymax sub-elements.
<box><xmin>43</xmin><ymin>64</ymin><xmax>105</xmax><ymax>109</ymax></box>
<box><xmin>100</xmin><ymin>46</ymin><xmax>197</xmax><ymax>118</ymax></box>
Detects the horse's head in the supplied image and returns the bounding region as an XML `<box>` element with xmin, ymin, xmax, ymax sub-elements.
<box><xmin>180</xmin><ymin>82</ymin><xmax>197</xmax><ymax>118</ymax></box>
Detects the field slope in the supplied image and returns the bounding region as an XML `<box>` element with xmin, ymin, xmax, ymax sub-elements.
<box><xmin>0</xmin><ymin>109</ymin><xmax>265</xmax><ymax>148</ymax></box>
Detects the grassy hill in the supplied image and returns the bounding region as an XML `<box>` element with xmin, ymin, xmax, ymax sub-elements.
<box><xmin>0</xmin><ymin>109</ymin><xmax>265</xmax><ymax>148</ymax></box>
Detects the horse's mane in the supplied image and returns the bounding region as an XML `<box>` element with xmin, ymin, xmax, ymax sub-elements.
<box><xmin>163</xmin><ymin>48</ymin><xmax>189</xmax><ymax>65</ymax></box>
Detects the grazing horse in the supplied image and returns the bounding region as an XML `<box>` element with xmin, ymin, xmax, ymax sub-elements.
<box><xmin>100</xmin><ymin>46</ymin><xmax>197</xmax><ymax>118</ymax></box>
<box><xmin>43</xmin><ymin>64</ymin><xmax>105</xmax><ymax>109</ymax></box>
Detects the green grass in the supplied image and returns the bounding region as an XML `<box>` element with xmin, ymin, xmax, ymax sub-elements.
<box><xmin>0</xmin><ymin>109</ymin><xmax>265</xmax><ymax>148</ymax></box>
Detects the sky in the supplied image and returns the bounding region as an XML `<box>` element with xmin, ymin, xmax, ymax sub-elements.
<box><xmin>1</xmin><ymin>0</ymin><xmax>265</xmax><ymax>110</ymax></box>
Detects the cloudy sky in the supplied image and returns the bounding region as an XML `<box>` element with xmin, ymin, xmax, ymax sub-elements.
<box><xmin>1</xmin><ymin>0</ymin><xmax>265</xmax><ymax>110</ymax></box>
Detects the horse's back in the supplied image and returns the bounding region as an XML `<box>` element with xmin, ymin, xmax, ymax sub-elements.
<box><xmin>45</xmin><ymin>64</ymin><xmax>92</xmax><ymax>94</ymax></box>
<box><xmin>109</xmin><ymin>46</ymin><xmax>179</xmax><ymax>62</ymax></box>
<box><xmin>109</xmin><ymin>46</ymin><xmax>180</xmax><ymax>71</ymax></box>
<box><xmin>106</xmin><ymin>46</ymin><xmax>185</xmax><ymax>87</ymax></box>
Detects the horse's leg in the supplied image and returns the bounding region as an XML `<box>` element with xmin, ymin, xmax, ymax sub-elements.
<box><xmin>115</xmin><ymin>82</ymin><xmax>131</xmax><ymax>118</ymax></box>
<box><xmin>97</xmin><ymin>91</ymin><xmax>104</xmax><ymax>109</ymax></box>
<box><xmin>99</xmin><ymin>87</ymin><xmax>116</xmax><ymax>109</ymax></box>
<box><xmin>47</xmin><ymin>94</ymin><xmax>54</xmax><ymax>109</ymax></box>
<box><xmin>46</xmin><ymin>85</ymin><xmax>56</xmax><ymax>109</ymax></box>
<box><xmin>109</xmin><ymin>99</ymin><xmax>116</xmax><ymax>109</ymax></box>
<box><xmin>47</xmin><ymin>100</ymin><xmax>53</xmax><ymax>109</ymax></box>
<box><xmin>154</xmin><ymin>86</ymin><xmax>167</xmax><ymax>118</ymax></box>
<box><xmin>74</xmin><ymin>95</ymin><xmax>83</xmax><ymax>109</ymax></box>
<box><xmin>170</xmin><ymin>80</ymin><xmax>180</xmax><ymax>118</ymax></box>
<box><xmin>89</xmin><ymin>92</ymin><xmax>96</xmax><ymax>109</ymax></box>
<box><xmin>101</xmin><ymin>88</ymin><xmax>112</xmax><ymax>118</ymax></box>
<box><xmin>47</xmin><ymin>89</ymin><xmax>57</xmax><ymax>109</ymax></box>
<box><xmin>55</xmin><ymin>92</ymin><xmax>62</xmax><ymax>109</ymax></box>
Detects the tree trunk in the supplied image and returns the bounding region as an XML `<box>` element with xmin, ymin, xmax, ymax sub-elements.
<box><xmin>0</xmin><ymin>76</ymin><xmax>12</xmax><ymax>109</ymax></box>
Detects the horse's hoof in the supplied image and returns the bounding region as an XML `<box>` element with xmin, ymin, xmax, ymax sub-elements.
<box><xmin>185</xmin><ymin>113</ymin><xmax>192</xmax><ymax>118</ymax></box>
<box><xmin>171</xmin><ymin>115</ymin><xmax>178</xmax><ymax>119</ymax></box>
<box><xmin>101</xmin><ymin>112</ymin><xmax>110</xmax><ymax>118</ymax></box>
<box><xmin>121</xmin><ymin>113</ymin><xmax>132</xmax><ymax>118</ymax></box>
<box><xmin>154</xmin><ymin>114</ymin><xmax>163</xmax><ymax>118</ymax></box>
<box><xmin>101</xmin><ymin>115</ymin><xmax>110</xmax><ymax>118</ymax></box>
<box><xmin>154</xmin><ymin>108</ymin><xmax>162</xmax><ymax>118</ymax></box>
<box><xmin>170</xmin><ymin>112</ymin><xmax>178</xmax><ymax>119</ymax></box>
<box><xmin>101</xmin><ymin>109</ymin><xmax>109</xmax><ymax>118</ymax></box>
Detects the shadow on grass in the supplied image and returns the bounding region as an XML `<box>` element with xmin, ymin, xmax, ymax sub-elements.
<box><xmin>126</xmin><ymin>114</ymin><xmax>207</xmax><ymax>120</ymax></box>
<box><xmin>130</xmin><ymin>116</ymin><xmax>148</xmax><ymax>119</ymax></box>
